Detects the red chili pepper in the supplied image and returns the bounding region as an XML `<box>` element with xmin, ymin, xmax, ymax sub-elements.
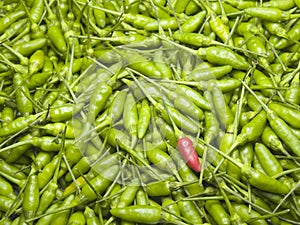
<box><xmin>177</xmin><ymin>137</ymin><xmax>201</xmax><ymax>172</ymax></box>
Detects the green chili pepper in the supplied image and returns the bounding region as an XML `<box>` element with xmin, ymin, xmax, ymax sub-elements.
<box><xmin>161</xmin><ymin>196</ymin><xmax>181</xmax><ymax>223</ymax></box>
<box><xmin>224</xmin><ymin>0</ymin><xmax>257</xmax><ymax>10</ymax></box>
<box><xmin>161</xmin><ymin>102</ymin><xmax>201</xmax><ymax>134</ymax></box>
<box><xmin>49</xmin><ymin>103</ymin><xmax>84</xmax><ymax>122</ymax></box>
<box><xmin>35</xmin><ymin>203</ymin><xmax>59</xmax><ymax>225</ymax></box>
<box><xmin>205</xmin><ymin>200</ymin><xmax>231</xmax><ymax>225</ymax></box>
<box><xmin>267</xmin><ymin>110</ymin><xmax>300</xmax><ymax>157</ymax></box>
<box><xmin>153</xmin><ymin>50</ymin><xmax>173</xmax><ymax>80</ymax></box>
<box><xmin>174</xmin><ymin>0</ymin><xmax>191</xmax><ymax>13</ymax></box>
<box><xmin>23</xmin><ymin>172</ymin><xmax>40</xmax><ymax>219</ymax></box>
<box><xmin>173</xmin><ymin>93</ymin><xmax>204</xmax><ymax>121</ymax></box>
<box><xmin>253</xmin><ymin>153</ymin><xmax>267</xmax><ymax>175</ymax></box>
<box><xmin>227</xmin><ymin>149</ymin><xmax>242</xmax><ymax>181</ymax></box>
<box><xmin>28</xmin><ymin>49</ymin><xmax>45</xmax><ymax>76</ymax></box>
<box><xmin>181</xmin><ymin>11</ymin><xmax>206</xmax><ymax>33</ymax></box>
<box><xmin>209</xmin><ymin>14</ymin><xmax>234</xmax><ymax>46</ymax></box>
<box><xmin>124</xmin><ymin>13</ymin><xmax>156</xmax><ymax>29</ymax></box>
<box><xmin>262</xmin><ymin>0</ymin><xmax>295</xmax><ymax>10</ymax></box>
<box><xmin>263</xmin><ymin>21</ymin><xmax>287</xmax><ymax>38</ymax></box>
<box><xmin>0</xmin><ymin>107</ymin><xmax>14</xmax><ymax>128</ymax></box>
<box><xmin>244</xmin><ymin>7</ymin><xmax>300</xmax><ymax>22</ymax></box>
<box><xmin>146</xmin><ymin>145</ymin><xmax>177</xmax><ymax>175</ymax></box>
<box><xmin>241</xmin><ymin>164</ymin><xmax>289</xmax><ymax>194</ymax></box>
<box><xmin>0</xmin><ymin>18</ymin><xmax>29</xmax><ymax>42</ymax></box>
<box><xmin>126</xmin><ymin>52</ymin><xmax>163</xmax><ymax>79</ymax></box>
<box><xmin>117</xmin><ymin>178</ymin><xmax>140</xmax><ymax>208</ymax></box>
<box><xmin>29</xmin><ymin>0</ymin><xmax>44</xmax><ymax>23</ymax></box>
<box><xmin>167</xmin><ymin>83</ymin><xmax>211</xmax><ymax>111</ymax></box>
<box><xmin>110</xmin><ymin>205</ymin><xmax>162</xmax><ymax>224</ymax></box>
<box><xmin>197</xmin><ymin>47</ymin><xmax>250</xmax><ymax>70</ymax></box>
<box><xmin>173</xmin><ymin>189</ymin><xmax>203</xmax><ymax>224</ymax></box>
<box><xmin>109</xmin><ymin>89</ymin><xmax>127</xmax><ymax>124</ymax></box>
<box><xmin>87</xmin><ymin>82</ymin><xmax>113</xmax><ymax>124</ymax></box>
<box><xmin>0</xmin><ymin>196</ymin><xmax>14</xmax><ymax>212</ymax></box>
<box><xmin>261</xmin><ymin>126</ymin><xmax>286</xmax><ymax>154</ymax></box>
<box><xmin>185</xmin><ymin>1</ymin><xmax>200</xmax><ymax>15</ymax></box>
<box><xmin>155</xmin><ymin>116</ymin><xmax>177</xmax><ymax>147</ymax></box>
<box><xmin>62</xmin><ymin>176</ymin><xmax>89</xmax><ymax>199</ymax></box>
<box><xmin>231</xmin><ymin>110</ymin><xmax>267</xmax><ymax>150</ymax></box>
<box><xmin>50</xmin><ymin>194</ymin><xmax>77</xmax><ymax>225</ymax></box>
<box><xmin>0</xmin><ymin>113</ymin><xmax>41</xmax><ymax>136</ymax></box>
<box><xmin>26</xmin><ymin>71</ymin><xmax>52</xmax><ymax>90</ymax></box>
<box><xmin>36</xmin><ymin>182</ymin><xmax>58</xmax><ymax>215</ymax></box>
<box><xmin>123</xmin><ymin>92</ymin><xmax>138</xmax><ymax>148</ymax></box>
<box><xmin>189</xmin><ymin>65</ymin><xmax>233</xmax><ymax>81</ymax></box>
<box><xmin>39</xmin><ymin>122</ymin><xmax>74</xmax><ymax>138</ymax></box>
<box><xmin>68</xmin><ymin>211</ymin><xmax>86</xmax><ymax>225</ymax></box>
<box><xmin>93</xmin><ymin>4</ymin><xmax>106</xmax><ymax>28</ymax></box>
<box><xmin>145</xmin><ymin>179</ymin><xmax>174</xmax><ymax>197</ymax></box>
<box><xmin>47</xmin><ymin>25</ymin><xmax>67</xmax><ymax>53</ymax></box>
<box><xmin>5</xmin><ymin>133</ymin><xmax>32</xmax><ymax>163</ymax></box>
<box><xmin>232</xmin><ymin>203</ymin><xmax>268</xmax><ymax>225</ymax></box>
<box><xmin>35</xmin><ymin>151</ymin><xmax>55</xmax><ymax>170</ymax></box>
<box><xmin>252</xmin><ymin>69</ymin><xmax>276</xmax><ymax>97</ymax></box>
<box><xmin>78</xmin><ymin>165</ymin><xmax>119</xmax><ymax>202</ymax></box>
<box><xmin>204</xmin><ymin>110</ymin><xmax>220</xmax><ymax>144</ymax></box>
<box><xmin>173</xmin><ymin>32</ymin><xmax>216</xmax><ymax>47</ymax></box>
<box><xmin>145</xmin><ymin>16</ymin><xmax>183</xmax><ymax>31</ymax></box>
<box><xmin>37</xmin><ymin>155</ymin><xmax>60</xmax><ymax>189</ymax></box>
<box><xmin>274</xmin><ymin>20</ymin><xmax>300</xmax><ymax>49</ymax></box>
<box><xmin>268</xmin><ymin>102</ymin><xmax>300</xmax><ymax>129</ymax></box>
<box><xmin>137</xmin><ymin>99</ymin><xmax>151</xmax><ymax>139</ymax></box>
<box><xmin>254</xmin><ymin>143</ymin><xmax>283</xmax><ymax>177</ymax></box>
<box><xmin>209</xmin><ymin>80</ymin><xmax>234</xmax><ymax>129</ymax></box>
<box><xmin>239</xmin><ymin>143</ymin><xmax>254</xmax><ymax>166</ymax></box>
<box><xmin>13</xmin><ymin>73</ymin><xmax>34</xmax><ymax>116</ymax></box>
<box><xmin>12</xmin><ymin>38</ymin><xmax>47</xmax><ymax>56</ymax></box>
<box><xmin>210</xmin><ymin>1</ymin><xmax>240</xmax><ymax>15</ymax></box>
<box><xmin>0</xmin><ymin>10</ymin><xmax>26</xmax><ymax>35</ymax></box>
<box><xmin>244</xmin><ymin>33</ymin><xmax>272</xmax><ymax>69</ymax></box>
<box><xmin>0</xmin><ymin>176</ymin><xmax>16</xmax><ymax>199</ymax></box>
<box><xmin>32</xmin><ymin>136</ymin><xmax>73</xmax><ymax>152</ymax></box>
<box><xmin>285</xmin><ymin>73</ymin><xmax>300</xmax><ymax>105</ymax></box>
<box><xmin>84</xmin><ymin>206</ymin><xmax>101</xmax><ymax>225</ymax></box>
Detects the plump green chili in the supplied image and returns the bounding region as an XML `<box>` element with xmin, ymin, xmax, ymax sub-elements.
<box><xmin>23</xmin><ymin>172</ymin><xmax>40</xmax><ymax>219</ymax></box>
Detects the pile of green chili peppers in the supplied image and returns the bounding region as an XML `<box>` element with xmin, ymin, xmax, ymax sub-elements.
<box><xmin>0</xmin><ymin>0</ymin><xmax>300</xmax><ymax>224</ymax></box>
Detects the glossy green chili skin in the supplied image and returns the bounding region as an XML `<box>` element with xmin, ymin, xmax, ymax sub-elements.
<box><xmin>244</xmin><ymin>7</ymin><xmax>296</xmax><ymax>22</ymax></box>
<box><xmin>205</xmin><ymin>200</ymin><xmax>231</xmax><ymax>225</ymax></box>
<box><xmin>110</xmin><ymin>205</ymin><xmax>162</xmax><ymax>224</ymax></box>
<box><xmin>78</xmin><ymin>165</ymin><xmax>119</xmax><ymax>202</ymax></box>
<box><xmin>23</xmin><ymin>173</ymin><xmax>40</xmax><ymax>220</ymax></box>
<box><xmin>87</xmin><ymin>82</ymin><xmax>113</xmax><ymax>123</ymax></box>
<box><xmin>267</xmin><ymin>110</ymin><xmax>300</xmax><ymax>157</ymax></box>
<box><xmin>0</xmin><ymin>176</ymin><xmax>16</xmax><ymax>199</ymax></box>
<box><xmin>137</xmin><ymin>99</ymin><xmax>151</xmax><ymax>139</ymax></box>
<box><xmin>173</xmin><ymin>189</ymin><xmax>203</xmax><ymax>224</ymax></box>
<box><xmin>197</xmin><ymin>47</ymin><xmax>250</xmax><ymax>70</ymax></box>
<box><xmin>0</xmin><ymin>10</ymin><xmax>26</xmax><ymax>34</ymax></box>
<box><xmin>13</xmin><ymin>73</ymin><xmax>34</xmax><ymax>116</ymax></box>
<box><xmin>254</xmin><ymin>143</ymin><xmax>283</xmax><ymax>177</ymax></box>
<box><xmin>241</xmin><ymin>165</ymin><xmax>290</xmax><ymax>194</ymax></box>
<box><xmin>47</xmin><ymin>25</ymin><xmax>67</xmax><ymax>53</ymax></box>
<box><xmin>0</xmin><ymin>114</ymin><xmax>41</xmax><ymax>136</ymax></box>
<box><xmin>268</xmin><ymin>102</ymin><xmax>300</xmax><ymax>129</ymax></box>
<box><xmin>13</xmin><ymin>38</ymin><xmax>47</xmax><ymax>56</ymax></box>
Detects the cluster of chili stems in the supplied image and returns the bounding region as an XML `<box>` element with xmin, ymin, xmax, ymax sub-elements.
<box><xmin>0</xmin><ymin>0</ymin><xmax>300</xmax><ymax>224</ymax></box>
